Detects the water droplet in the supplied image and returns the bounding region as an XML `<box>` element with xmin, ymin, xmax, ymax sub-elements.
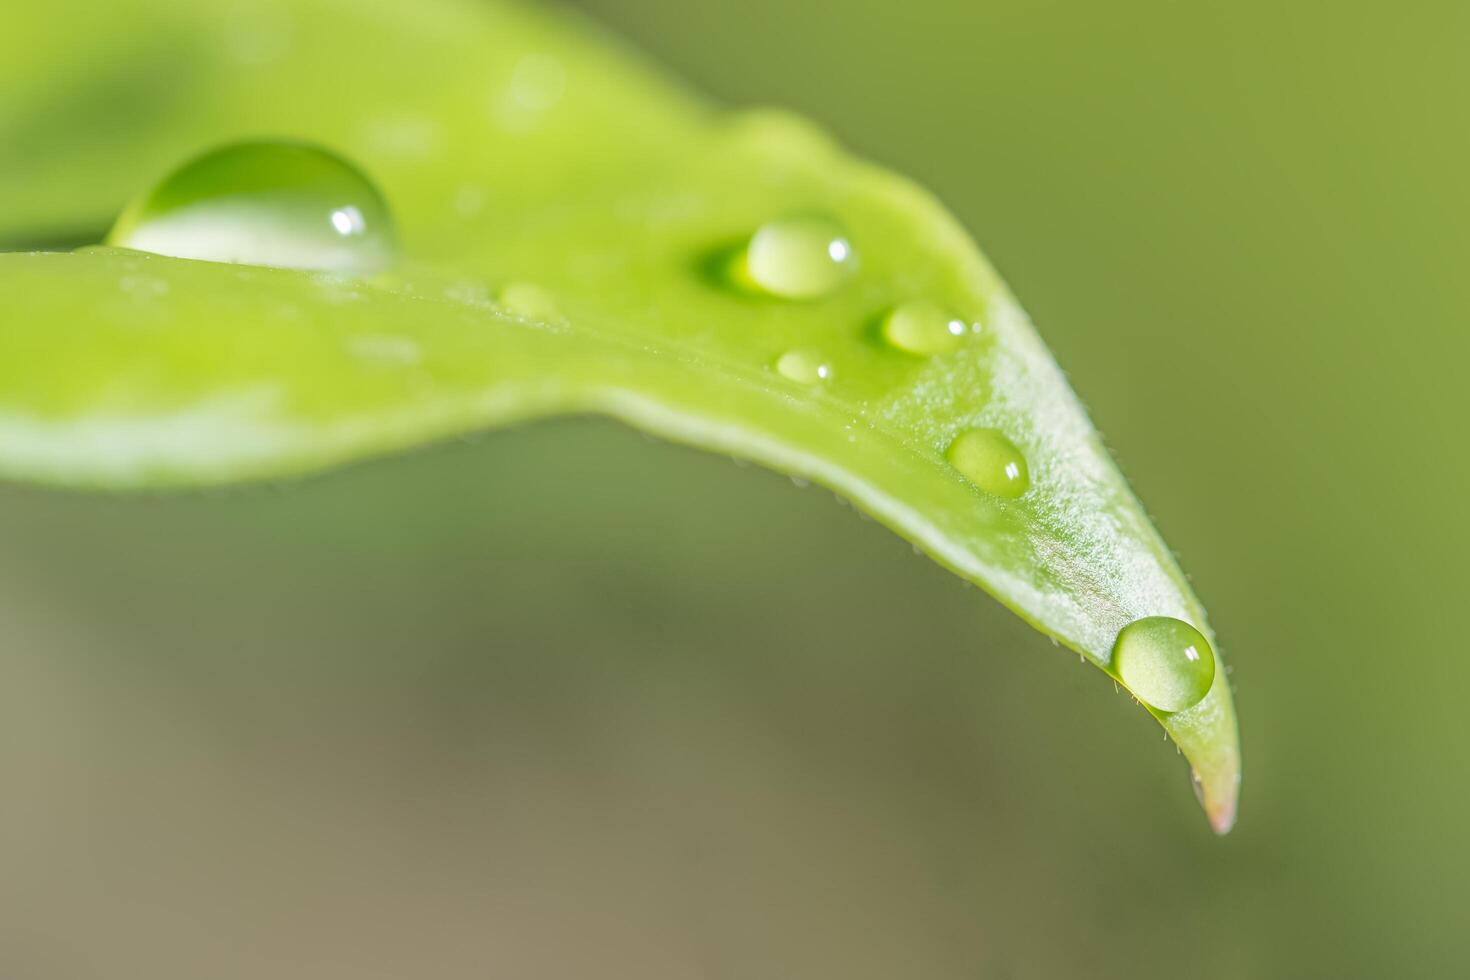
<box><xmin>107</xmin><ymin>141</ymin><xmax>396</xmax><ymax>273</ymax></box>
<box><xmin>882</xmin><ymin>301</ymin><xmax>970</xmax><ymax>354</ymax></box>
<box><xmin>745</xmin><ymin>216</ymin><xmax>856</xmax><ymax>299</ymax></box>
<box><xmin>1111</xmin><ymin>616</ymin><xmax>1216</xmax><ymax>713</ymax></box>
<box><xmin>498</xmin><ymin>282</ymin><xmax>564</xmax><ymax>324</ymax></box>
<box><xmin>945</xmin><ymin>428</ymin><xmax>1029</xmax><ymax>498</ymax></box>
<box><xmin>775</xmin><ymin>348</ymin><xmax>833</xmax><ymax>384</ymax></box>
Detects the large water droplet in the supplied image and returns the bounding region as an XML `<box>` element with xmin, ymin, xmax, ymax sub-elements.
<box><xmin>1112</xmin><ymin>616</ymin><xmax>1216</xmax><ymax>713</ymax></box>
<box><xmin>775</xmin><ymin>348</ymin><xmax>833</xmax><ymax>384</ymax></box>
<box><xmin>945</xmin><ymin>428</ymin><xmax>1029</xmax><ymax>498</ymax></box>
<box><xmin>745</xmin><ymin>216</ymin><xmax>856</xmax><ymax>299</ymax></box>
<box><xmin>883</xmin><ymin>300</ymin><xmax>970</xmax><ymax>354</ymax></box>
<box><xmin>107</xmin><ymin>141</ymin><xmax>396</xmax><ymax>273</ymax></box>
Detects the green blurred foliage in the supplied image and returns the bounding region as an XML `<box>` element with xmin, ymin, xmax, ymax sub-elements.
<box><xmin>0</xmin><ymin>0</ymin><xmax>1465</xmax><ymax>976</ymax></box>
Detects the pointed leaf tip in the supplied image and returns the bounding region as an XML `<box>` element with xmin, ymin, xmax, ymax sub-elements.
<box><xmin>0</xmin><ymin>0</ymin><xmax>1240</xmax><ymax>830</ymax></box>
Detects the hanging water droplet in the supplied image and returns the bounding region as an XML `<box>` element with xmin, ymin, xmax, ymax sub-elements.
<box><xmin>945</xmin><ymin>428</ymin><xmax>1029</xmax><ymax>498</ymax></box>
<box><xmin>775</xmin><ymin>348</ymin><xmax>833</xmax><ymax>384</ymax></box>
<box><xmin>883</xmin><ymin>300</ymin><xmax>970</xmax><ymax>355</ymax></box>
<box><xmin>1111</xmin><ymin>616</ymin><xmax>1216</xmax><ymax>713</ymax></box>
<box><xmin>744</xmin><ymin>216</ymin><xmax>856</xmax><ymax>299</ymax></box>
<box><xmin>107</xmin><ymin>141</ymin><xmax>396</xmax><ymax>273</ymax></box>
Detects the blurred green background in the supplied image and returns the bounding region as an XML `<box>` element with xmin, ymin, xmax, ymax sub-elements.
<box><xmin>2</xmin><ymin>0</ymin><xmax>1467</xmax><ymax>976</ymax></box>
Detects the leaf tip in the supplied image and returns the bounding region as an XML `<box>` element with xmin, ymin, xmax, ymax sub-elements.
<box><xmin>1207</xmin><ymin>789</ymin><xmax>1238</xmax><ymax>836</ymax></box>
<box><xmin>1192</xmin><ymin>749</ymin><xmax>1241</xmax><ymax>836</ymax></box>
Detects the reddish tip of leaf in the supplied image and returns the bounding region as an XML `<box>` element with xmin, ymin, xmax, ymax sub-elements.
<box><xmin>1208</xmin><ymin>795</ymin><xmax>1237</xmax><ymax>836</ymax></box>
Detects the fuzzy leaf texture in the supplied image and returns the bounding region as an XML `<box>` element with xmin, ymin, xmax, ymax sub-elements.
<box><xmin>0</xmin><ymin>0</ymin><xmax>1239</xmax><ymax>830</ymax></box>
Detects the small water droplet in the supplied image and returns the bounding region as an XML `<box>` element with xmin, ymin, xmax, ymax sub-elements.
<box><xmin>745</xmin><ymin>216</ymin><xmax>856</xmax><ymax>299</ymax></box>
<box><xmin>107</xmin><ymin>141</ymin><xmax>396</xmax><ymax>273</ymax></box>
<box><xmin>775</xmin><ymin>348</ymin><xmax>833</xmax><ymax>384</ymax></box>
<box><xmin>945</xmin><ymin>428</ymin><xmax>1029</xmax><ymax>498</ymax></box>
<box><xmin>882</xmin><ymin>300</ymin><xmax>970</xmax><ymax>355</ymax></box>
<box><xmin>497</xmin><ymin>282</ymin><xmax>564</xmax><ymax>324</ymax></box>
<box><xmin>1111</xmin><ymin>616</ymin><xmax>1216</xmax><ymax>713</ymax></box>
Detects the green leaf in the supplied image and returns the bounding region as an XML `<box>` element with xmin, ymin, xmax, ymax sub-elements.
<box><xmin>0</xmin><ymin>0</ymin><xmax>1239</xmax><ymax>831</ymax></box>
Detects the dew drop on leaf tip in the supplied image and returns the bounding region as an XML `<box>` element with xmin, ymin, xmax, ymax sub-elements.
<box><xmin>106</xmin><ymin>140</ymin><xmax>397</xmax><ymax>274</ymax></box>
<box><xmin>1111</xmin><ymin>616</ymin><xmax>1216</xmax><ymax>713</ymax></box>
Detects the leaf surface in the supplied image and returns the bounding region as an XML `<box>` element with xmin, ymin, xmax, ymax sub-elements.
<box><xmin>0</xmin><ymin>0</ymin><xmax>1239</xmax><ymax>830</ymax></box>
